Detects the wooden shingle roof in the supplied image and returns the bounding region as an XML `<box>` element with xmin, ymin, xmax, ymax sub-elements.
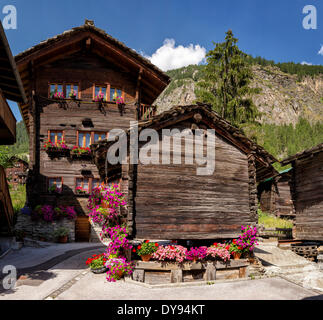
<box><xmin>281</xmin><ymin>143</ymin><xmax>323</xmax><ymax>165</ymax></box>
<box><xmin>92</xmin><ymin>103</ymin><xmax>278</xmax><ymax>181</ymax></box>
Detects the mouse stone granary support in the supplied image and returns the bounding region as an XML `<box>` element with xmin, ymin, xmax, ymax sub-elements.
<box><xmin>14</xmin><ymin>20</ymin><xmax>170</xmax><ymax>241</ymax></box>
<box><xmin>92</xmin><ymin>104</ymin><xmax>278</xmax><ymax>240</ymax></box>
<box><xmin>281</xmin><ymin>143</ymin><xmax>323</xmax><ymax>241</ymax></box>
<box><xmin>0</xmin><ymin>21</ymin><xmax>26</xmax><ymax>235</ymax></box>
<box><xmin>257</xmin><ymin>168</ymin><xmax>295</xmax><ymax>219</ymax></box>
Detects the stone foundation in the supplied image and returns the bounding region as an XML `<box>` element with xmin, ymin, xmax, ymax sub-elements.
<box><xmin>15</xmin><ymin>213</ymin><xmax>75</xmax><ymax>242</ymax></box>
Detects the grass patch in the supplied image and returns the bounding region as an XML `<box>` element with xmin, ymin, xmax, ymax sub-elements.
<box><xmin>9</xmin><ymin>184</ymin><xmax>26</xmax><ymax>215</ymax></box>
<box><xmin>258</xmin><ymin>209</ymin><xmax>293</xmax><ymax>229</ymax></box>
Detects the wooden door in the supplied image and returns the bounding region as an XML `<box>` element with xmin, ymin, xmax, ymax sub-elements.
<box><xmin>75</xmin><ymin>216</ymin><xmax>90</xmax><ymax>242</ymax></box>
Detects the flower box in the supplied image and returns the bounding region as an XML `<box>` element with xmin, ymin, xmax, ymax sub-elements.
<box><xmin>70</xmin><ymin>146</ymin><xmax>92</xmax><ymax>160</ymax></box>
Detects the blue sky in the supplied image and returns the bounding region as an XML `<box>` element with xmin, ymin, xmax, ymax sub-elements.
<box><xmin>1</xmin><ymin>0</ymin><xmax>322</xmax><ymax>121</ymax></box>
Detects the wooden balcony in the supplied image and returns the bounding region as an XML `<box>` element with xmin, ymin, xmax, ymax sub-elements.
<box><xmin>139</xmin><ymin>104</ymin><xmax>157</xmax><ymax>120</ymax></box>
<box><xmin>0</xmin><ymin>89</ymin><xmax>16</xmax><ymax>145</ymax></box>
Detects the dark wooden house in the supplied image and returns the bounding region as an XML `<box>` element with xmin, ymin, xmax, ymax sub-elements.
<box><xmin>0</xmin><ymin>21</ymin><xmax>26</xmax><ymax>234</ymax></box>
<box><xmin>5</xmin><ymin>156</ymin><xmax>28</xmax><ymax>186</ymax></box>
<box><xmin>14</xmin><ymin>20</ymin><xmax>170</xmax><ymax>241</ymax></box>
<box><xmin>92</xmin><ymin>104</ymin><xmax>277</xmax><ymax>240</ymax></box>
<box><xmin>257</xmin><ymin>168</ymin><xmax>295</xmax><ymax>218</ymax></box>
<box><xmin>281</xmin><ymin>143</ymin><xmax>323</xmax><ymax>241</ymax></box>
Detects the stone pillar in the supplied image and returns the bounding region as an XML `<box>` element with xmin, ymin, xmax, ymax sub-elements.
<box><xmin>204</xmin><ymin>262</ymin><xmax>216</xmax><ymax>281</ymax></box>
<box><xmin>171</xmin><ymin>269</ymin><xmax>183</xmax><ymax>283</ymax></box>
<box><xmin>133</xmin><ymin>269</ymin><xmax>145</xmax><ymax>282</ymax></box>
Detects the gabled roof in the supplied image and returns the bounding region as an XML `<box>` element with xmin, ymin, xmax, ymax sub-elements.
<box><xmin>91</xmin><ymin>103</ymin><xmax>278</xmax><ymax>181</ymax></box>
<box><xmin>15</xmin><ymin>20</ymin><xmax>171</xmax><ymax>130</ymax></box>
<box><xmin>8</xmin><ymin>156</ymin><xmax>28</xmax><ymax>167</ymax></box>
<box><xmin>0</xmin><ymin>21</ymin><xmax>26</xmax><ymax>103</ymax></box>
<box><xmin>281</xmin><ymin>143</ymin><xmax>323</xmax><ymax>165</ymax></box>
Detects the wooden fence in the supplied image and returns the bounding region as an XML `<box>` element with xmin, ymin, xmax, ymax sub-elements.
<box><xmin>258</xmin><ymin>227</ymin><xmax>293</xmax><ymax>240</ymax></box>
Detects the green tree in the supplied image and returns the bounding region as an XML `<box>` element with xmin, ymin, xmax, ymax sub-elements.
<box><xmin>196</xmin><ymin>30</ymin><xmax>260</xmax><ymax>127</ymax></box>
<box><xmin>0</xmin><ymin>146</ymin><xmax>12</xmax><ymax>168</ymax></box>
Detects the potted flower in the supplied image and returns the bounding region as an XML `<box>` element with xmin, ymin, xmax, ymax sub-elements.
<box><xmin>69</xmin><ymin>89</ymin><xmax>77</xmax><ymax>99</ymax></box>
<box><xmin>76</xmin><ymin>186</ymin><xmax>87</xmax><ymax>195</ymax></box>
<box><xmin>206</xmin><ymin>243</ymin><xmax>231</xmax><ymax>262</ymax></box>
<box><xmin>51</xmin><ymin>91</ymin><xmax>65</xmax><ymax>99</ymax></box>
<box><xmin>236</xmin><ymin>225</ymin><xmax>259</xmax><ymax>260</ymax></box>
<box><xmin>135</xmin><ymin>240</ymin><xmax>159</xmax><ymax>262</ymax></box>
<box><xmin>105</xmin><ymin>256</ymin><xmax>134</xmax><ymax>281</ymax></box>
<box><xmin>44</xmin><ymin>139</ymin><xmax>69</xmax><ymax>156</ymax></box>
<box><xmin>186</xmin><ymin>247</ymin><xmax>207</xmax><ymax>263</ymax></box>
<box><xmin>116</xmin><ymin>96</ymin><xmax>124</xmax><ymax>105</ymax></box>
<box><xmin>70</xmin><ymin>146</ymin><xmax>92</xmax><ymax>158</ymax></box>
<box><xmin>152</xmin><ymin>245</ymin><xmax>187</xmax><ymax>263</ymax></box>
<box><xmin>229</xmin><ymin>239</ymin><xmax>243</xmax><ymax>260</ymax></box>
<box><xmin>86</xmin><ymin>253</ymin><xmax>108</xmax><ymax>274</ymax></box>
<box><xmin>53</xmin><ymin>227</ymin><xmax>69</xmax><ymax>243</ymax></box>
<box><xmin>94</xmin><ymin>92</ymin><xmax>106</xmax><ymax>102</ymax></box>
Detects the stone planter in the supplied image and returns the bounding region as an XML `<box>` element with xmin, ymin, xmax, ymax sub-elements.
<box><xmin>91</xmin><ymin>267</ymin><xmax>107</xmax><ymax>274</ymax></box>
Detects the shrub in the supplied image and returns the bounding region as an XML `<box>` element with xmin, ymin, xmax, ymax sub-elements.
<box><xmin>152</xmin><ymin>245</ymin><xmax>187</xmax><ymax>263</ymax></box>
<box><xmin>206</xmin><ymin>243</ymin><xmax>231</xmax><ymax>261</ymax></box>
<box><xmin>186</xmin><ymin>247</ymin><xmax>207</xmax><ymax>261</ymax></box>
<box><xmin>135</xmin><ymin>240</ymin><xmax>159</xmax><ymax>256</ymax></box>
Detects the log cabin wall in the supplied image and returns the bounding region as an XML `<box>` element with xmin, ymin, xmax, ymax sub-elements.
<box><xmin>274</xmin><ymin>175</ymin><xmax>294</xmax><ymax>218</ymax></box>
<box><xmin>27</xmin><ymin>54</ymin><xmax>138</xmax><ymax>213</ymax></box>
<box><xmin>293</xmin><ymin>151</ymin><xmax>323</xmax><ymax>240</ymax></box>
<box><xmin>132</xmin><ymin>120</ymin><xmax>256</xmax><ymax>240</ymax></box>
<box><xmin>257</xmin><ymin>171</ymin><xmax>294</xmax><ymax>218</ymax></box>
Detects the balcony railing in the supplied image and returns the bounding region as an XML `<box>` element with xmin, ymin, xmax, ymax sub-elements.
<box><xmin>139</xmin><ymin>104</ymin><xmax>157</xmax><ymax>120</ymax></box>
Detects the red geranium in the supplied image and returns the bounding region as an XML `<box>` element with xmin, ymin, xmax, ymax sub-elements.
<box><xmin>155</xmin><ymin>243</ymin><xmax>159</xmax><ymax>247</ymax></box>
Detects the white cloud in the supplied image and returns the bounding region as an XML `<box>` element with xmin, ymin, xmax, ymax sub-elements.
<box><xmin>301</xmin><ymin>61</ymin><xmax>312</xmax><ymax>65</ymax></box>
<box><xmin>145</xmin><ymin>39</ymin><xmax>206</xmax><ymax>71</ymax></box>
<box><xmin>318</xmin><ymin>45</ymin><xmax>323</xmax><ymax>55</ymax></box>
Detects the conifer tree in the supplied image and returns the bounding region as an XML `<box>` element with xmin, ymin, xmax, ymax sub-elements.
<box><xmin>196</xmin><ymin>30</ymin><xmax>260</xmax><ymax>127</ymax></box>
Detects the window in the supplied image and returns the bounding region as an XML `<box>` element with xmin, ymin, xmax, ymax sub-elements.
<box><xmin>76</xmin><ymin>177</ymin><xmax>90</xmax><ymax>194</ymax></box>
<box><xmin>49</xmin><ymin>83</ymin><xmax>80</xmax><ymax>98</ymax></box>
<box><xmin>48</xmin><ymin>177</ymin><xmax>63</xmax><ymax>193</ymax></box>
<box><xmin>66</xmin><ymin>84</ymin><xmax>79</xmax><ymax>98</ymax></box>
<box><xmin>91</xmin><ymin>178</ymin><xmax>104</xmax><ymax>190</ymax></box>
<box><xmin>78</xmin><ymin>131</ymin><xmax>107</xmax><ymax>147</ymax></box>
<box><xmin>50</xmin><ymin>84</ymin><xmax>63</xmax><ymax>97</ymax></box>
<box><xmin>78</xmin><ymin>132</ymin><xmax>92</xmax><ymax>148</ymax></box>
<box><xmin>94</xmin><ymin>132</ymin><xmax>107</xmax><ymax>143</ymax></box>
<box><xmin>110</xmin><ymin>87</ymin><xmax>122</xmax><ymax>101</ymax></box>
<box><xmin>94</xmin><ymin>85</ymin><xmax>107</xmax><ymax>101</ymax></box>
<box><xmin>48</xmin><ymin>130</ymin><xmax>64</xmax><ymax>144</ymax></box>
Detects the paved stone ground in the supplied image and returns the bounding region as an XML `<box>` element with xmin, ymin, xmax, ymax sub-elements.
<box><xmin>254</xmin><ymin>241</ymin><xmax>323</xmax><ymax>293</ymax></box>
<box><xmin>1</xmin><ymin>240</ymin><xmax>322</xmax><ymax>300</ymax></box>
<box><xmin>52</xmin><ymin>273</ymin><xmax>322</xmax><ymax>300</ymax></box>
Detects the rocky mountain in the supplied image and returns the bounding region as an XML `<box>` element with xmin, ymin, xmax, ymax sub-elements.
<box><xmin>155</xmin><ymin>64</ymin><xmax>323</xmax><ymax>126</ymax></box>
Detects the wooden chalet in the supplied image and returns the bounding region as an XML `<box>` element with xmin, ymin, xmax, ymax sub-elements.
<box><xmin>281</xmin><ymin>143</ymin><xmax>323</xmax><ymax>241</ymax></box>
<box><xmin>14</xmin><ymin>20</ymin><xmax>170</xmax><ymax>241</ymax></box>
<box><xmin>5</xmin><ymin>156</ymin><xmax>28</xmax><ymax>186</ymax></box>
<box><xmin>257</xmin><ymin>168</ymin><xmax>295</xmax><ymax>218</ymax></box>
<box><xmin>92</xmin><ymin>104</ymin><xmax>278</xmax><ymax>240</ymax></box>
<box><xmin>0</xmin><ymin>21</ymin><xmax>26</xmax><ymax>234</ymax></box>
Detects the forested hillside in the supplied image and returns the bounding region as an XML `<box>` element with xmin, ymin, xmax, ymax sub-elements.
<box><xmin>4</xmin><ymin>59</ymin><xmax>323</xmax><ymax>166</ymax></box>
<box><xmin>155</xmin><ymin>59</ymin><xmax>323</xmax><ymax>162</ymax></box>
<box><xmin>0</xmin><ymin>121</ymin><xmax>29</xmax><ymax>167</ymax></box>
